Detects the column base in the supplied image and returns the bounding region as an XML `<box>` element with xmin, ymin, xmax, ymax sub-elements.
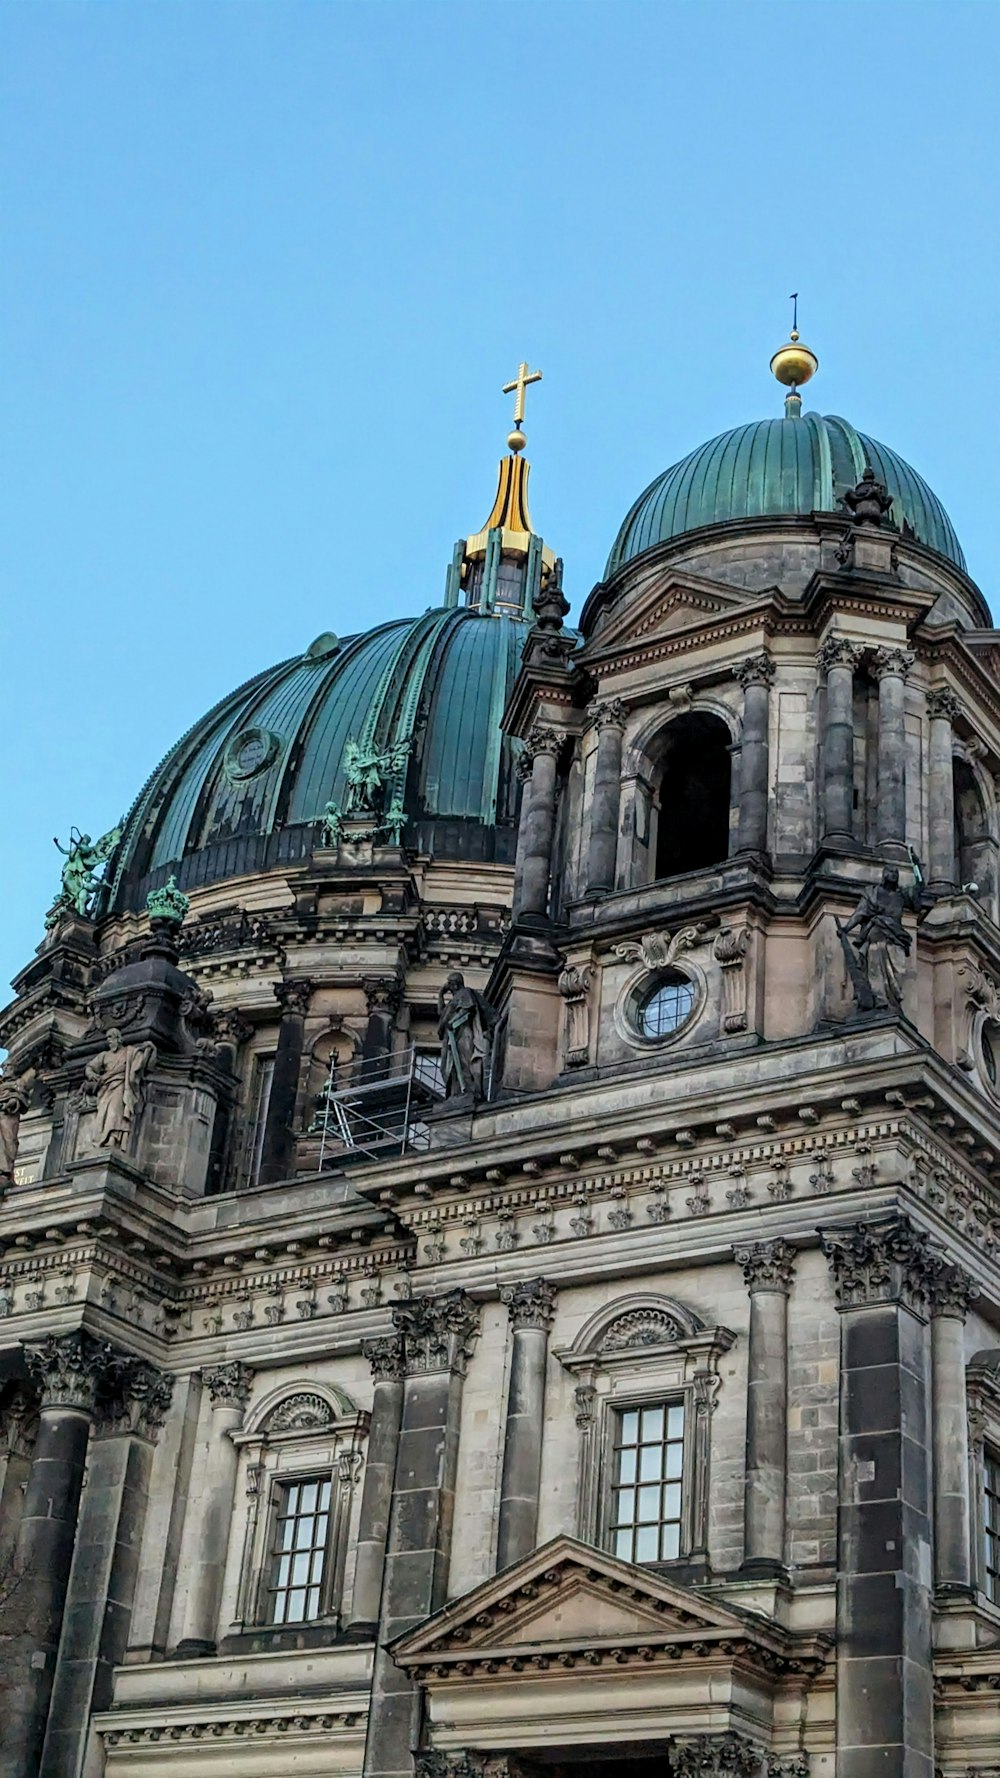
<box><xmin>739</xmin><ymin>1556</ymin><xmax>787</xmax><ymax>1580</ymax></box>
<box><xmin>172</xmin><ymin>1637</ymin><xmax>217</xmax><ymax>1659</ymax></box>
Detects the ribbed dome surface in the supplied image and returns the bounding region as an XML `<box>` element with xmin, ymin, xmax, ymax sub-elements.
<box><xmin>109</xmin><ymin>608</ymin><xmax>527</xmax><ymax>911</ymax></box>
<box><xmin>606</xmin><ymin>412</ymin><xmax>965</xmax><ymax>575</ymax></box>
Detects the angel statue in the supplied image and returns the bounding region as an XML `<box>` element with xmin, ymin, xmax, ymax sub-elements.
<box><xmin>343</xmin><ymin>737</ymin><xmax>411</xmax><ymax>817</ymax></box>
<box><xmin>47</xmin><ymin>823</ymin><xmax>123</xmax><ymax>926</ymax></box>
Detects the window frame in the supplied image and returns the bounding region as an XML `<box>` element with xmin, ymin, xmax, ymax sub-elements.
<box><xmin>555</xmin><ymin>1295</ymin><xmax>735</xmax><ymax>1571</ymax></box>
<box><xmin>605</xmin><ymin>1394</ymin><xmax>689</xmax><ymax>1565</ymax></box>
<box><xmin>984</xmin><ymin>1443</ymin><xmax>1000</xmax><ymax>1608</ymax></box>
<box><xmin>966</xmin><ymin>1355</ymin><xmax>1000</xmax><ymax>1614</ymax></box>
<box><xmin>242</xmin><ymin>1050</ymin><xmax>276</xmax><ymax>1187</ymax></box>
<box><xmin>262</xmin><ymin>1471</ymin><xmax>338</xmax><ymax>1627</ymax></box>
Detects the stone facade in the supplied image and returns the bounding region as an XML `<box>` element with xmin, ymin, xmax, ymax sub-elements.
<box><xmin>1</xmin><ymin>415</ymin><xmax>999</xmax><ymax>1778</ymax></box>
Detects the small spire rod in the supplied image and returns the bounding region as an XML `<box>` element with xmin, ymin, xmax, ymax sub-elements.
<box><xmin>790</xmin><ymin>291</ymin><xmax>799</xmax><ymax>333</ymax></box>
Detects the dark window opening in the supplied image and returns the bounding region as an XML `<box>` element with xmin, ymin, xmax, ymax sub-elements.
<box><xmin>653</xmin><ymin>712</ymin><xmax>732</xmax><ymax>880</ymax></box>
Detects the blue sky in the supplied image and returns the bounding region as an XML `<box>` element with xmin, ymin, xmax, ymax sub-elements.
<box><xmin>2</xmin><ymin>0</ymin><xmax>998</xmax><ymax>999</ymax></box>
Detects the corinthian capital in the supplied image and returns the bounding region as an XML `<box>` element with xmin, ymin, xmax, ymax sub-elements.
<box><xmin>500</xmin><ymin>1277</ymin><xmax>557</xmax><ymax>1330</ymax></box>
<box><xmin>361</xmin><ymin>1333</ymin><xmax>405</xmax><ymax>1383</ymax></box>
<box><xmin>587</xmin><ymin>698</ymin><xmax>627</xmax><ymax>734</ymax></box>
<box><xmin>392</xmin><ymin>1288</ymin><xmax>480</xmax><ymax>1377</ymax></box>
<box><xmin>672</xmin><ymin>1733</ymin><xmax>765</xmax><ymax>1778</ymax></box>
<box><xmin>203</xmin><ymin>1360</ymin><xmax>255</xmax><ymax>1409</ymax></box>
<box><xmin>733</xmin><ymin>1237</ymin><xmax>797</xmax><ymax>1294</ymax></box>
<box><xmin>274</xmin><ymin>977</ymin><xmax>314</xmax><ymax>1017</ymax></box>
<box><xmin>526</xmin><ymin>724</ymin><xmax>564</xmax><ymax>760</ymax></box>
<box><xmin>95</xmin><ymin>1357</ymin><xmax>174</xmax><ymax>1441</ymax></box>
<box><xmin>873</xmin><ymin>647</ymin><xmax>915</xmax><ymax>683</ymax></box>
<box><xmin>817</xmin><ymin>635</ymin><xmax>863</xmax><ymax>674</ymax></box>
<box><xmin>735</xmin><ymin>652</ymin><xmax>775</xmax><ymax>691</ymax></box>
<box><xmin>927</xmin><ymin>687</ymin><xmax>962</xmax><ymax>724</ymax></box>
<box><xmin>929</xmin><ymin>1260</ymin><xmax>979</xmax><ymax>1320</ymax></box>
<box><xmin>820</xmin><ymin>1212</ymin><xmax>941</xmax><ymax>1314</ymax></box>
<box><xmin>24</xmin><ymin>1330</ymin><xmax>117</xmax><ymax>1414</ymax></box>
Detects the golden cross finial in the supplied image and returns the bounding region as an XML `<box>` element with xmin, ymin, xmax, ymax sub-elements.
<box><xmin>502</xmin><ymin>360</ymin><xmax>543</xmax><ymax>429</ymax></box>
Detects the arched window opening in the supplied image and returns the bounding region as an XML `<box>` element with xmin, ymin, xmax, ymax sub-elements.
<box><xmin>954</xmin><ymin>759</ymin><xmax>996</xmax><ymax>903</ymax></box>
<box><xmin>653</xmin><ymin>712</ymin><xmax>732</xmax><ymax>881</ymax></box>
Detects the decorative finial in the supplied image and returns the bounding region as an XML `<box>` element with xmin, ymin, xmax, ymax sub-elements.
<box><xmin>145</xmin><ymin>874</ymin><xmax>190</xmax><ymax>927</ymax></box>
<box><xmin>502</xmin><ymin>360</ymin><xmax>542</xmax><ymax>454</ymax></box>
<box><xmin>770</xmin><ymin>294</ymin><xmax>818</xmax><ymax>409</ymax></box>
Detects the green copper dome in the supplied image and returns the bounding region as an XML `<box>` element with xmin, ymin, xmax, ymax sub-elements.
<box><xmin>108</xmin><ymin>607</ymin><xmax>527</xmax><ymax>912</ymax></box>
<box><xmin>606</xmin><ymin>412</ymin><xmax>965</xmax><ymax>576</ymax></box>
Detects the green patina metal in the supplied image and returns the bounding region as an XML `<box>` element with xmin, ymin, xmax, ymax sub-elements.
<box><xmin>605</xmin><ymin>411</ymin><xmax>966</xmax><ymax>576</ymax></box>
<box><xmin>145</xmin><ymin>875</ymin><xmax>190</xmax><ymax>925</ymax></box>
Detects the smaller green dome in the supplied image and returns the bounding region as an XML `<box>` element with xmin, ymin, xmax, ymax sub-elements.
<box><xmin>606</xmin><ymin>412</ymin><xmax>965</xmax><ymax>576</ymax></box>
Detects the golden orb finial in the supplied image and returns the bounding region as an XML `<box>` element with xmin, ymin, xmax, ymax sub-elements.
<box><xmin>770</xmin><ymin>292</ymin><xmax>818</xmax><ymax>398</ymax></box>
<box><xmin>508</xmin><ymin>427</ymin><xmax>527</xmax><ymax>454</ymax></box>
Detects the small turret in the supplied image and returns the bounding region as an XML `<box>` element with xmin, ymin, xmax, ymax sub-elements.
<box><xmin>445</xmin><ymin>361</ymin><xmax>556</xmax><ymax>617</ymax></box>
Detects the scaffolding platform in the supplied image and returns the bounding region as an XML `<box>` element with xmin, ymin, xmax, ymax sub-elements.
<box><xmin>314</xmin><ymin>1045</ymin><xmax>444</xmax><ymax>1166</ymax></box>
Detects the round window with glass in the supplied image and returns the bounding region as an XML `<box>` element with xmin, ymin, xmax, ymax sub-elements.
<box><xmin>636</xmin><ymin>970</ymin><xmax>696</xmax><ymax>1042</ymax></box>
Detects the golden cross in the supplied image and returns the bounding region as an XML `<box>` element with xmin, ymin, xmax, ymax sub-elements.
<box><xmin>502</xmin><ymin>360</ymin><xmax>543</xmax><ymax>428</ymax></box>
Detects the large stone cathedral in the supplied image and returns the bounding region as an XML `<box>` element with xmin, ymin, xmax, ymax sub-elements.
<box><xmin>1</xmin><ymin>332</ymin><xmax>998</xmax><ymax>1778</ymax></box>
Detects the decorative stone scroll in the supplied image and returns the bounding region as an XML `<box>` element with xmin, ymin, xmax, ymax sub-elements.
<box><xmin>361</xmin><ymin>1334</ymin><xmax>405</xmax><ymax>1383</ymax></box>
<box><xmin>612</xmin><ymin>923</ymin><xmax>709</xmax><ymax>971</ymax></box>
<box><xmin>500</xmin><ymin>1277</ymin><xmax>556</xmax><ymax>1331</ymax></box>
<box><xmin>733</xmin><ymin>1237</ymin><xmax>797</xmax><ymax>1294</ymax></box>
<box><xmin>558</xmin><ymin>961</ymin><xmax>593</xmax><ymax>1067</ymax></box>
<box><xmin>265</xmin><ymin>1391</ymin><xmax>336</xmax><ymax>1433</ymax></box>
<box><xmin>203</xmin><ymin>1360</ymin><xmax>255</xmax><ymax>1409</ymax></box>
<box><xmin>600</xmin><ymin>1307</ymin><xmax>683</xmax><ymax>1349</ymax></box>
<box><xmin>714</xmin><ymin>926</ymin><xmax>749</xmax><ymax>1033</ymax></box>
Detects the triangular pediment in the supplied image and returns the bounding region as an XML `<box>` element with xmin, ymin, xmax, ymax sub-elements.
<box><xmin>591</xmin><ymin>573</ymin><xmax>764</xmax><ymax>658</ymax></box>
<box><xmin>393</xmin><ymin>1535</ymin><xmax>753</xmax><ymax>1664</ymax></box>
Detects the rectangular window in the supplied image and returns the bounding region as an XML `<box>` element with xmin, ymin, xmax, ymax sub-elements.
<box><xmin>265</xmin><ymin>1476</ymin><xmax>333</xmax><ymax>1624</ymax></box>
<box><xmin>244</xmin><ymin>1055</ymin><xmax>275</xmax><ymax>1186</ymax></box>
<box><xmin>610</xmin><ymin>1401</ymin><xmax>685</xmax><ymax>1563</ymax></box>
<box><xmin>985</xmin><ymin>1448</ymin><xmax>1000</xmax><ymax>1605</ymax></box>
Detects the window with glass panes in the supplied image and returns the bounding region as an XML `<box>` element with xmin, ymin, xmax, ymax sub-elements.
<box><xmin>610</xmin><ymin>1401</ymin><xmax>685</xmax><ymax>1562</ymax></box>
<box><xmin>265</xmin><ymin>1476</ymin><xmax>332</xmax><ymax>1623</ymax></box>
<box><xmin>985</xmin><ymin>1448</ymin><xmax>1000</xmax><ymax>1605</ymax></box>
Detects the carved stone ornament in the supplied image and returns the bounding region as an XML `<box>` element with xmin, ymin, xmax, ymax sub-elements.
<box><xmin>416</xmin><ymin>1753</ymin><xmax>514</xmax><ymax>1778</ymax></box>
<box><xmin>0</xmin><ymin>1387</ymin><xmax>39</xmax><ymax>1458</ymax></box>
<box><xmin>733</xmin><ymin>1237</ymin><xmax>797</xmax><ymax>1294</ymax></box>
<box><xmin>928</xmin><ymin>687</ymin><xmax>963</xmax><ymax>724</ymax></box>
<box><xmin>266</xmin><ymin>1391</ymin><xmax>336</xmax><ymax>1433</ymax></box>
<box><xmin>24</xmin><ymin>1329</ymin><xmax>117</xmax><ymax>1413</ymax></box>
<box><xmin>734</xmin><ymin>653</ymin><xmax>775</xmax><ymax>691</ymax></box>
<box><xmin>817</xmin><ymin>635</ymin><xmax>863</xmax><ymax>674</ymax></box>
<box><xmin>587</xmin><ymin>697</ymin><xmax>627</xmax><ymax>733</ymax></box>
<box><xmin>391</xmin><ymin>1288</ymin><xmax>480</xmax><ymax>1377</ymax></box>
<box><xmin>873</xmin><ymin>646</ymin><xmax>915</xmax><ymax>683</ymax></box>
<box><xmin>842</xmin><ymin>463</ymin><xmax>894</xmax><ymax>527</ymax></box>
<box><xmin>211</xmin><ymin>1007</ymin><xmax>254</xmax><ymax>1047</ymax></box>
<box><xmin>524</xmin><ymin>723</ymin><xmax>564</xmax><ymax>762</ymax></box>
<box><xmin>820</xmin><ymin>1213</ymin><xmax>944</xmax><ymax>1314</ymax></box>
<box><xmin>767</xmin><ymin>1759</ymin><xmax>810</xmax><ymax>1778</ymax></box>
<box><xmin>671</xmin><ymin>1733</ymin><xmax>765</xmax><ymax>1778</ymax></box>
<box><xmin>713</xmin><ymin>926</ymin><xmax>749</xmax><ymax>1034</ymax></box>
<box><xmin>364</xmin><ymin>975</ymin><xmax>403</xmax><ymax>1017</ymax></box>
<box><xmin>362</xmin><ymin>1333</ymin><xmax>405</xmax><ymax>1384</ymax></box>
<box><xmin>95</xmin><ymin>1357</ymin><xmax>174</xmax><ymax>1441</ymax></box>
<box><xmin>600</xmin><ymin>1308</ymin><xmax>682</xmax><ymax>1350</ymax></box>
<box><xmin>274</xmin><ymin>977</ymin><xmax>314</xmax><ymax>1017</ymax></box>
<box><xmin>928</xmin><ymin>1261</ymin><xmax>979</xmax><ymax>1320</ymax></box>
<box><xmin>500</xmin><ymin>1277</ymin><xmax>557</xmax><ymax>1331</ymax></box>
<box><xmin>203</xmin><ymin>1360</ymin><xmax>255</xmax><ymax>1409</ymax></box>
<box><xmin>612</xmin><ymin>923</ymin><xmax>710</xmax><ymax>971</ymax></box>
<box><xmin>558</xmin><ymin>961</ymin><xmax>593</xmax><ymax>1066</ymax></box>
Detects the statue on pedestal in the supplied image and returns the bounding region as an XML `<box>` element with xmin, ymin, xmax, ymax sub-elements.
<box><xmin>84</xmin><ymin>1027</ymin><xmax>155</xmax><ymax>1151</ymax></box>
<box><xmin>47</xmin><ymin>823</ymin><xmax>123</xmax><ymax>926</ymax></box>
<box><xmin>0</xmin><ymin>1067</ymin><xmax>33</xmax><ymax>1183</ymax></box>
<box><xmin>838</xmin><ymin>864</ymin><xmax>927</xmax><ymax>1012</ymax></box>
<box><xmin>437</xmin><ymin>972</ymin><xmax>498</xmax><ymax>1102</ymax></box>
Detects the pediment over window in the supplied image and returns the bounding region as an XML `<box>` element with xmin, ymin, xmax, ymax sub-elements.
<box><xmin>393</xmin><ymin>1535</ymin><xmax>823</xmax><ymax>1673</ymax></box>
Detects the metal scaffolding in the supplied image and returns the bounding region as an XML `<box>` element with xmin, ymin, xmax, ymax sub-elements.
<box><xmin>314</xmin><ymin>1045</ymin><xmax>444</xmax><ymax>1167</ymax></box>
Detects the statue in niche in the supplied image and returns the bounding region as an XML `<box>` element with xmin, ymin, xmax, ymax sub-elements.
<box><xmin>0</xmin><ymin>1067</ymin><xmax>33</xmax><ymax>1183</ymax></box>
<box><xmin>838</xmin><ymin>864</ymin><xmax>928</xmax><ymax>1012</ymax></box>
<box><xmin>84</xmin><ymin>1027</ymin><xmax>155</xmax><ymax>1151</ymax></box>
<box><xmin>437</xmin><ymin>971</ymin><xmax>498</xmax><ymax>1102</ymax></box>
<box><xmin>47</xmin><ymin>823</ymin><xmax>123</xmax><ymax>925</ymax></box>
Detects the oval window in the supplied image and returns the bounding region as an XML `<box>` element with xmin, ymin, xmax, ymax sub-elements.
<box><xmin>637</xmin><ymin>972</ymin><xmax>695</xmax><ymax>1041</ymax></box>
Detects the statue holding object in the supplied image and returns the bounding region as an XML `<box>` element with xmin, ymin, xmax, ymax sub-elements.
<box><xmin>838</xmin><ymin>862</ymin><xmax>928</xmax><ymax>1012</ymax></box>
<box><xmin>437</xmin><ymin>971</ymin><xmax>498</xmax><ymax>1102</ymax></box>
<box><xmin>47</xmin><ymin>823</ymin><xmax>123</xmax><ymax>926</ymax></box>
<box><xmin>84</xmin><ymin>1027</ymin><xmax>155</xmax><ymax>1151</ymax></box>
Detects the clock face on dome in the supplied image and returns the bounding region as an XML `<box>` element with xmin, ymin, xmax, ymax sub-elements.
<box><xmin>224</xmin><ymin>726</ymin><xmax>280</xmax><ymax>782</ymax></box>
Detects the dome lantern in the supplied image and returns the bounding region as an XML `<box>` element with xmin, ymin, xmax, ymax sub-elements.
<box><xmin>443</xmin><ymin>361</ymin><xmax>556</xmax><ymax>618</ymax></box>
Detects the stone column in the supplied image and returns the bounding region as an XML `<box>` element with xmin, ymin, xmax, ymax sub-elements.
<box><xmin>930</xmin><ymin>1262</ymin><xmax>977</xmax><ymax>1594</ymax></box>
<box><xmin>349</xmin><ymin>1333</ymin><xmax>405</xmax><ymax>1632</ymax></box>
<box><xmin>174</xmin><ymin>1360</ymin><xmax>254</xmax><ymax>1655</ymax></box>
<box><xmin>819</xmin><ymin>636</ymin><xmax>862</xmax><ymax>845</ymax></box>
<box><xmin>733</xmin><ymin>1238</ymin><xmax>796</xmax><ymax>1574</ymax></box>
<box><xmin>362</xmin><ymin>1290</ymin><xmax>479</xmax><ymax>1778</ymax></box>
<box><xmin>585</xmin><ymin>699</ymin><xmax>626</xmax><ymax>897</ymax></box>
<box><xmin>821</xmin><ymin>1213</ymin><xmax>937</xmax><ymax>1778</ymax></box>
<box><xmin>927</xmin><ymin>689</ymin><xmax>961</xmax><ymax>894</ymax></box>
<box><xmin>0</xmin><ymin>1332</ymin><xmax>112</xmax><ymax>1778</ymax></box>
<box><xmin>497</xmin><ymin>1278</ymin><xmax>556</xmax><ymax>1570</ymax></box>
<box><xmin>513</xmin><ymin>725</ymin><xmax>562</xmax><ymax>924</ymax></box>
<box><xmin>874</xmin><ymin>648</ymin><xmax>915</xmax><ymax>857</ymax></box>
<box><xmin>735</xmin><ymin>653</ymin><xmax>775</xmax><ymax>856</ymax></box>
<box><xmin>259</xmin><ymin>977</ymin><xmax>312</xmax><ymax>1185</ymax></box>
<box><xmin>39</xmin><ymin>1360</ymin><xmax>173</xmax><ymax>1778</ymax></box>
